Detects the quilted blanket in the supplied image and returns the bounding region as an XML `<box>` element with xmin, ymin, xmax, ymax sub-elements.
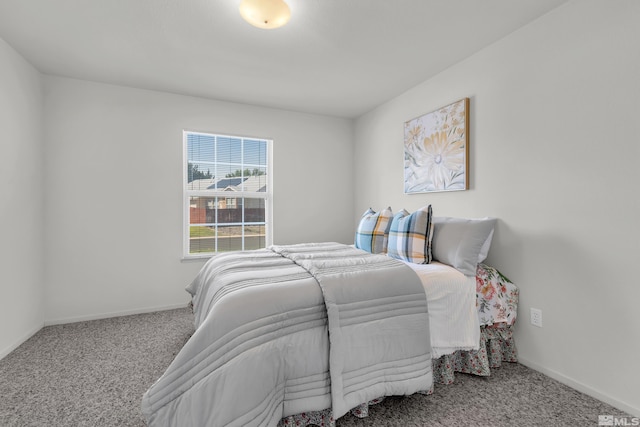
<box><xmin>141</xmin><ymin>242</ymin><xmax>432</xmax><ymax>426</ymax></box>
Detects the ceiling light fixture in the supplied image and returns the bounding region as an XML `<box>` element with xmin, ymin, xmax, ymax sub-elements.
<box><xmin>239</xmin><ymin>0</ymin><xmax>291</xmax><ymax>30</ymax></box>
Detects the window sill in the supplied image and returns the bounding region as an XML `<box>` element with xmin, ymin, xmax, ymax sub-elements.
<box><xmin>181</xmin><ymin>255</ymin><xmax>211</xmax><ymax>262</ymax></box>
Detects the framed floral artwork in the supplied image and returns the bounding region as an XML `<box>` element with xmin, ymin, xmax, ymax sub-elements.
<box><xmin>404</xmin><ymin>98</ymin><xmax>469</xmax><ymax>193</ymax></box>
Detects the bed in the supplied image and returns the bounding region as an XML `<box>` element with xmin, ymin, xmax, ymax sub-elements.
<box><xmin>142</xmin><ymin>208</ymin><xmax>519</xmax><ymax>426</ymax></box>
<box><xmin>278</xmin><ymin>261</ymin><xmax>519</xmax><ymax>427</ymax></box>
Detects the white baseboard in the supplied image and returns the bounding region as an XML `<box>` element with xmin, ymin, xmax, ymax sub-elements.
<box><xmin>0</xmin><ymin>322</ymin><xmax>44</xmax><ymax>361</ymax></box>
<box><xmin>44</xmin><ymin>302</ymin><xmax>190</xmax><ymax>326</ymax></box>
<box><xmin>518</xmin><ymin>357</ymin><xmax>640</xmax><ymax>418</ymax></box>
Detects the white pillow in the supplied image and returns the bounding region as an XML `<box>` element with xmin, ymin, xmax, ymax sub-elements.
<box><xmin>477</xmin><ymin>227</ymin><xmax>495</xmax><ymax>263</ymax></box>
<box><xmin>431</xmin><ymin>217</ymin><xmax>496</xmax><ymax>276</ymax></box>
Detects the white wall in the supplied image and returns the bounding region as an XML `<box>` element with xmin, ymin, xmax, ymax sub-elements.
<box><xmin>43</xmin><ymin>76</ymin><xmax>354</xmax><ymax>324</ymax></box>
<box><xmin>4</xmin><ymin>0</ymin><xmax>638</xmax><ymax>416</ymax></box>
<box><xmin>0</xmin><ymin>38</ymin><xmax>45</xmax><ymax>358</ymax></box>
<box><xmin>354</xmin><ymin>0</ymin><xmax>639</xmax><ymax>417</ymax></box>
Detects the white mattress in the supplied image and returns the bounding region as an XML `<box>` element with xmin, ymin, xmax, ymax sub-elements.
<box><xmin>401</xmin><ymin>261</ymin><xmax>480</xmax><ymax>359</ymax></box>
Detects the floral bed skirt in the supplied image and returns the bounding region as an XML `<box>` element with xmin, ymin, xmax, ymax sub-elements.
<box><xmin>278</xmin><ymin>324</ymin><xmax>517</xmax><ymax>427</ymax></box>
<box><xmin>433</xmin><ymin>323</ymin><xmax>517</xmax><ymax>384</ymax></box>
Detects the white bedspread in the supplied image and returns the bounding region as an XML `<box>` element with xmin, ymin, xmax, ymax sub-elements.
<box><xmin>402</xmin><ymin>261</ymin><xmax>480</xmax><ymax>358</ymax></box>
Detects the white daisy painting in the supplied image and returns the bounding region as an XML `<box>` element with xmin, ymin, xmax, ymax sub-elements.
<box><xmin>404</xmin><ymin>98</ymin><xmax>469</xmax><ymax>193</ymax></box>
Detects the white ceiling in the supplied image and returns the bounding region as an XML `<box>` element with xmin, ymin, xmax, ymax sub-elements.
<box><xmin>0</xmin><ymin>0</ymin><xmax>567</xmax><ymax>118</ymax></box>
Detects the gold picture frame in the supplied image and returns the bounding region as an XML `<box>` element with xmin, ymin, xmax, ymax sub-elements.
<box><xmin>404</xmin><ymin>98</ymin><xmax>469</xmax><ymax>193</ymax></box>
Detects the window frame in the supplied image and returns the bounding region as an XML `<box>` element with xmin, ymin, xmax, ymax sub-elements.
<box><xmin>182</xmin><ymin>130</ymin><xmax>273</xmax><ymax>259</ymax></box>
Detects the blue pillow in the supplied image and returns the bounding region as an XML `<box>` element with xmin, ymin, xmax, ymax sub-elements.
<box><xmin>354</xmin><ymin>207</ymin><xmax>393</xmax><ymax>254</ymax></box>
<box><xmin>387</xmin><ymin>205</ymin><xmax>433</xmax><ymax>264</ymax></box>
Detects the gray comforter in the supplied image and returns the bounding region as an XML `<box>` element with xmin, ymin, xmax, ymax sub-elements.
<box><xmin>142</xmin><ymin>242</ymin><xmax>432</xmax><ymax>426</ymax></box>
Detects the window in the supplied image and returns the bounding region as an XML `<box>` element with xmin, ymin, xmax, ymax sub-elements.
<box><xmin>184</xmin><ymin>131</ymin><xmax>272</xmax><ymax>258</ymax></box>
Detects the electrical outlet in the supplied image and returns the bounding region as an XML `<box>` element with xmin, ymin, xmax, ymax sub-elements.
<box><xmin>530</xmin><ymin>308</ymin><xmax>543</xmax><ymax>327</ymax></box>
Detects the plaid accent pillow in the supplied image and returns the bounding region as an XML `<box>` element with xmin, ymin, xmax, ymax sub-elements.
<box><xmin>354</xmin><ymin>207</ymin><xmax>393</xmax><ymax>254</ymax></box>
<box><xmin>387</xmin><ymin>205</ymin><xmax>434</xmax><ymax>264</ymax></box>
